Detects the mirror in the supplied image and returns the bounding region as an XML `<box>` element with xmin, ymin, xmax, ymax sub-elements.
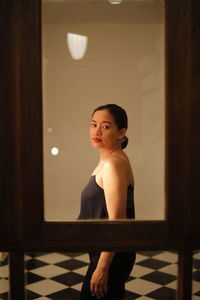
<box><xmin>42</xmin><ymin>0</ymin><xmax>165</xmax><ymax>221</ymax></box>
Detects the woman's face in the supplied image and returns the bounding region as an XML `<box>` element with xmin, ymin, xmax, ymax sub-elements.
<box><xmin>90</xmin><ymin>109</ymin><xmax>125</xmax><ymax>150</ymax></box>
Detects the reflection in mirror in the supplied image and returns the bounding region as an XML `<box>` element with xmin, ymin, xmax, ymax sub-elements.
<box><xmin>42</xmin><ymin>0</ymin><xmax>165</xmax><ymax>221</ymax></box>
<box><xmin>0</xmin><ymin>253</ymin><xmax>9</xmax><ymax>298</ymax></box>
<box><xmin>24</xmin><ymin>251</ymin><xmax>178</xmax><ymax>298</ymax></box>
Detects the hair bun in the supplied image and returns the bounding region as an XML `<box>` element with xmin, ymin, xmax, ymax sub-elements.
<box><xmin>121</xmin><ymin>136</ymin><xmax>128</xmax><ymax>149</ymax></box>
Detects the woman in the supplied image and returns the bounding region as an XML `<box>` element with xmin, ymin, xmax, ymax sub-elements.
<box><xmin>78</xmin><ymin>104</ymin><xmax>135</xmax><ymax>300</ymax></box>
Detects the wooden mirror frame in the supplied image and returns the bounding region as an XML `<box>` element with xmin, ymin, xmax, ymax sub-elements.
<box><xmin>1</xmin><ymin>0</ymin><xmax>200</xmax><ymax>250</ymax></box>
<box><xmin>0</xmin><ymin>0</ymin><xmax>200</xmax><ymax>298</ymax></box>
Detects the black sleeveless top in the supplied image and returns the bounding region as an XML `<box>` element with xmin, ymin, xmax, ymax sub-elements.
<box><xmin>78</xmin><ymin>175</ymin><xmax>135</xmax><ymax>219</ymax></box>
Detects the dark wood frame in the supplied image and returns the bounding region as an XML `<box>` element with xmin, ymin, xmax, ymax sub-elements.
<box><xmin>0</xmin><ymin>0</ymin><xmax>200</xmax><ymax>299</ymax></box>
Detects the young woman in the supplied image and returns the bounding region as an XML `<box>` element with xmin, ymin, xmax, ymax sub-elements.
<box><xmin>78</xmin><ymin>104</ymin><xmax>135</xmax><ymax>300</ymax></box>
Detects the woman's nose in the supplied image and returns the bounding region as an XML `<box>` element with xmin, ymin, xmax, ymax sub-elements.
<box><xmin>95</xmin><ymin>126</ymin><xmax>102</xmax><ymax>136</ymax></box>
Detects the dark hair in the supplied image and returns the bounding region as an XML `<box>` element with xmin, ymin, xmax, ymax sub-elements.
<box><xmin>92</xmin><ymin>104</ymin><xmax>129</xmax><ymax>149</ymax></box>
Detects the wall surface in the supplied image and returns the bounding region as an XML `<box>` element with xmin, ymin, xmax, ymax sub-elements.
<box><xmin>42</xmin><ymin>0</ymin><xmax>165</xmax><ymax>220</ymax></box>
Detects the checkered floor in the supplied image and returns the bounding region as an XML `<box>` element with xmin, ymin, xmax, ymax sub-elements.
<box><xmin>0</xmin><ymin>251</ymin><xmax>200</xmax><ymax>299</ymax></box>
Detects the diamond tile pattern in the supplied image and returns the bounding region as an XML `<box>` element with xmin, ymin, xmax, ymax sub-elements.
<box><xmin>55</xmin><ymin>259</ymin><xmax>88</xmax><ymax>271</ymax></box>
<box><xmin>137</xmin><ymin>258</ymin><xmax>170</xmax><ymax>270</ymax></box>
<box><xmin>0</xmin><ymin>251</ymin><xmax>200</xmax><ymax>299</ymax></box>
<box><xmin>25</xmin><ymin>251</ymin><xmax>178</xmax><ymax>299</ymax></box>
<box><xmin>146</xmin><ymin>286</ymin><xmax>176</xmax><ymax>299</ymax></box>
<box><xmin>52</xmin><ymin>272</ymin><xmax>84</xmax><ymax>286</ymax></box>
<box><xmin>141</xmin><ymin>271</ymin><xmax>176</xmax><ymax>285</ymax></box>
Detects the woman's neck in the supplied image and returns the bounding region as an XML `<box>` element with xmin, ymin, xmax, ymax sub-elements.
<box><xmin>99</xmin><ymin>144</ymin><xmax>121</xmax><ymax>161</ymax></box>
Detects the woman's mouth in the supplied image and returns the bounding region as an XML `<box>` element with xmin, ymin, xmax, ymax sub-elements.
<box><xmin>92</xmin><ymin>138</ymin><xmax>102</xmax><ymax>143</ymax></box>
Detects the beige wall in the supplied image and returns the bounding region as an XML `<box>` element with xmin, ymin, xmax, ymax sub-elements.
<box><xmin>42</xmin><ymin>1</ymin><xmax>165</xmax><ymax>220</ymax></box>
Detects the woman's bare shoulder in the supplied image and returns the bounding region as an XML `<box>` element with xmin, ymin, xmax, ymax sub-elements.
<box><xmin>103</xmin><ymin>154</ymin><xmax>128</xmax><ymax>175</ymax></box>
<box><xmin>103</xmin><ymin>153</ymin><xmax>134</xmax><ymax>186</ymax></box>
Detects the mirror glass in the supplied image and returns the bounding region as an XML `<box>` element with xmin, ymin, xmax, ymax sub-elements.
<box><xmin>42</xmin><ymin>0</ymin><xmax>165</xmax><ymax>221</ymax></box>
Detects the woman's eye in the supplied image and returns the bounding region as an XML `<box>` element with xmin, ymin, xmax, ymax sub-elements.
<box><xmin>91</xmin><ymin>123</ymin><xmax>96</xmax><ymax>127</ymax></box>
<box><xmin>102</xmin><ymin>126</ymin><xmax>109</xmax><ymax>129</ymax></box>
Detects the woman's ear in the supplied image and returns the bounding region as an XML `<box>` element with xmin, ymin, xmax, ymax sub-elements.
<box><xmin>118</xmin><ymin>128</ymin><xmax>127</xmax><ymax>140</ymax></box>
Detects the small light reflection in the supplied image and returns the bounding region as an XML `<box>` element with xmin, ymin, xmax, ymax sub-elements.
<box><xmin>51</xmin><ymin>147</ymin><xmax>59</xmax><ymax>156</ymax></box>
<box><xmin>47</xmin><ymin>128</ymin><xmax>53</xmax><ymax>134</ymax></box>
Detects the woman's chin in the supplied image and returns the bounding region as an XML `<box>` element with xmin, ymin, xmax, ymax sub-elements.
<box><xmin>91</xmin><ymin>142</ymin><xmax>102</xmax><ymax>149</ymax></box>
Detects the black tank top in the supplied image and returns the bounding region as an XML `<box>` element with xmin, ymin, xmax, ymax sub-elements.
<box><xmin>78</xmin><ymin>175</ymin><xmax>135</xmax><ymax>219</ymax></box>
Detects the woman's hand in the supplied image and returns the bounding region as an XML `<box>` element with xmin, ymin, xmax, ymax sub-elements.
<box><xmin>90</xmin><ymin>267</ymin><xmax>108</xmax><ymax>299</ymax></box>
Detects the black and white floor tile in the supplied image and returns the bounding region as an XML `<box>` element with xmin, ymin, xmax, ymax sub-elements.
<box><xmin>0</xmin><ymin>251</ymin><xmax>200</xmax><ymax>299</ymax></box>
<box><xmin>0</xmin><ymin>253</ymin><xmax>9</xmax><ymax>300</ymax></box>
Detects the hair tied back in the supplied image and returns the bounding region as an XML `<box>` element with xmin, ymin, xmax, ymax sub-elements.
<box><xmin>121</xmin><ymin>136</ymin><xmax>128</xmax><ymax>149</ymax></box>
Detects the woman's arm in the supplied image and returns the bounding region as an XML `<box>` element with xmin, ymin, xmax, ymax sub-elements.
<box><xmin>102</xmin><ymin>157</ymin><xmax>128</xmax><ymax>219</ymax></box>
<box><xmin>90</xmin><ymin>252</ymin><xmax>115</xmax><ymax>298</ymax></box>
<box><xmin>90</xmin><ymin>157</ymin><xmax>128</xmax><ymax>298</ymax></box>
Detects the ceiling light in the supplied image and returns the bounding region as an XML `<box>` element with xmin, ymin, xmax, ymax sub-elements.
<box><xmin>67</xmin><ymin>33</ymin><xmax>88</xmax><ymax>60</ymax></box>
<box><xmin>108</xmin><ymin>0</ymin><xmax>123</xmax><ymax>4</ymax></box>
